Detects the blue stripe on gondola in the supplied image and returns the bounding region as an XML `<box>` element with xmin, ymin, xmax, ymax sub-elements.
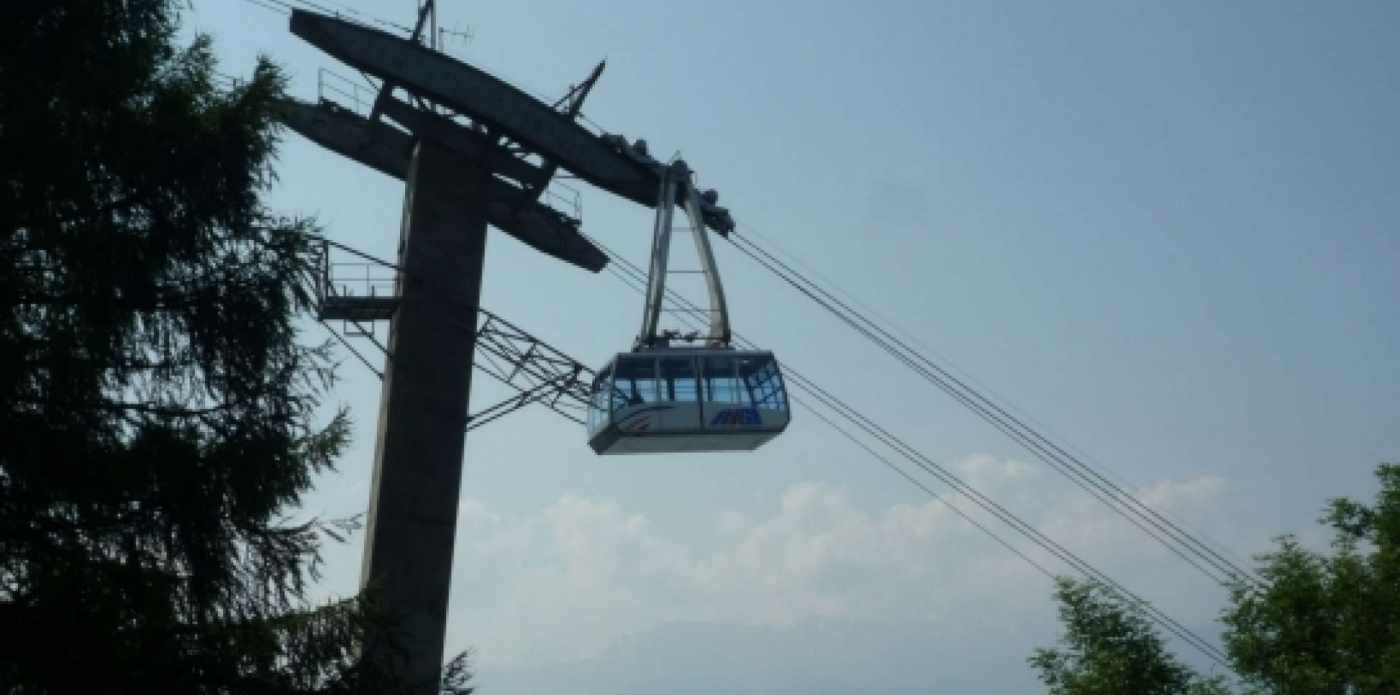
<box><xmin>620</xmin><ymin>404</ymin><xmax>675</xmax><ymax>431</ymax></box>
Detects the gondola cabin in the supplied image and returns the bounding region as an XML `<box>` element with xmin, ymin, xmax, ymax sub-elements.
<box><xmin>587</xmin><ymin>349</ymin><xmax>790</xmax><ymax>454</ymax></box>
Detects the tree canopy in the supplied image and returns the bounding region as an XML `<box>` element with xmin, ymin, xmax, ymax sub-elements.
<box><xmin>0</xmin><ymin>1</ymin><xmax>468</xmax><ymax>692</ymax></box>
<box><xmin>1220</xmin><ymin>463</ymin><xmax>1400</xmax><ymax>693</ymax></box>
<box><xmin>1031</xmin><ymin>463</ymin><xmax>1400</xmax><ymax>694</ymax></box>
<box><xmin>1029</xmin><ymin>577</ymin><xmax>1231</xmax><ymax>695</ymax></box>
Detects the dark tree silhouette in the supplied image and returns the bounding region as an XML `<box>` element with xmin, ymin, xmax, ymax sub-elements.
<box><xmin>0</xmin><ymin>2</ymin><xmax>470</xmax><ymax>692</ymax></box>
<box><xmin>1221</xmin><ymin>463</ymin><xmax>1400</xmax><ymax>694</ymax></box>
<box><xmin>1032</xmin><ymin>463</ymin><xmax>1400</xmax><ymax>694</ymax></box>
<box><xmin>1029</xmin><ymin>577</ymin><xmax>1231</xmax><ymax>695</ymax></box>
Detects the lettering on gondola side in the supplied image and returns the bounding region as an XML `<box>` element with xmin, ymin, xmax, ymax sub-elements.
<box><xmin>709</xmin><ymin>408</ymin><xmax>760</xmax><ymax>426</ymax></box>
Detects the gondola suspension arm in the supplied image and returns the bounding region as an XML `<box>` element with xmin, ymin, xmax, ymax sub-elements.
<box><xmin>637</xmin><ymin>161</ymin><xmax>731</xmax><ymax>349</ymax></box>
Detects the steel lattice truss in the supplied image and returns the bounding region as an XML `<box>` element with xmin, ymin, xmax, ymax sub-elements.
<box><xmin>312</xmin><ymin>243</ymin><xmax>595</xmax><ymax>432</ymax></box>
<box><xmin>319</xmin><ymin>305</ymin><xmax>595</xmax><ymax>432</ymax></box>
<box><xmin>468</xmin><ymin>309</ymin><xmax>593</xmax><ymax>430</ymax></box>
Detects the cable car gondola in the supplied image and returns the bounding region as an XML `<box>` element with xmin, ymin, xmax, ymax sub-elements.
<box><xmin>587</xmin><ymin>348</ymin><xmax>789</xmax><ymax>454</ymax></box>
<box><xmin>587</xmin><ymin>161</ymin><xmax>790</xmax><ymax>454</ymax></box>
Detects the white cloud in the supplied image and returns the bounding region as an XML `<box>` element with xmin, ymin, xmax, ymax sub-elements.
<box><xmin>430</xmin><ymin>454</ymin><xmax>1237</xmax><ymax>672</ymax></box>
<box><xmin>1139</xmin><ymin>474</ymin><xmax>1228</xmax><ymax>513</ymax></box>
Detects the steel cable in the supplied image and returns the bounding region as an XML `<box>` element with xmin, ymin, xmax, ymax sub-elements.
<box><xmin>587</xmin><ymin>234</ymin><xmax>1234</xmax><ymax>669</ymax></box>
<box><xmin>724</xmin><ymin>228</ymin><xmax>1263</xmax><ymax>589</ymax></box>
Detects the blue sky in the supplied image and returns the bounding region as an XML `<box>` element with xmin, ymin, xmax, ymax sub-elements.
<box><xmin>187</xmin><ymin>1</ymin><xmax>1398</xmax><ymax>691</ymax></box>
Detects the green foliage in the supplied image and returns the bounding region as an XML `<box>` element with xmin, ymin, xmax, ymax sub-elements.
<box><xmin>0</xmin><ymin>2</ymin><xmax>471</xmax><ymax>692</ymax></box>
<box><xmin>1220</xmin><ymin>463</ymin><xmax>1400</xmax><ymax>694</ymax></box>
<box><xmin>1030</xmin><ymin>577</ymin><xmax>1232</xmax><ymax>695</ymax></box>
<box><xmin>1033</xmin><ymin>465</ymin><xmax>1400</xmax><ymax>694</ymax></box>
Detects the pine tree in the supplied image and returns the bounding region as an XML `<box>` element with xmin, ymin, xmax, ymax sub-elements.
<box><xmin>0</xmin><ymin>2</ymin><xmax>470</xmax><ymax>692</ymax></box>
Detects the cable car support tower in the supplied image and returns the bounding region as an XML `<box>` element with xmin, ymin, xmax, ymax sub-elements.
<box><xmin>278</xmin><ymin>3</ymin><xmax>735</xmax><ymax>691</ymax></box>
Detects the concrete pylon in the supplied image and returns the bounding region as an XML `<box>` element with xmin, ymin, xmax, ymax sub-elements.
<box><xmin>360</xmin><ymin>140</ymin><xmax>488</xmax><ymax>693</ymax></box>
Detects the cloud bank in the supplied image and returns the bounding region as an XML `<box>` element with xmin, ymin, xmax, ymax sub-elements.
<box><xmin>425</xmin><ymin>453</ymin><xmax>1233</xmax><ymax>690</ymax></box>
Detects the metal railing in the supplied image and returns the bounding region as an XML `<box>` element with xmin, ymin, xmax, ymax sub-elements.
<box><xmin>318</xmin><ymin>67</ymin><xmax>377</xmax><ymax>117</ymax></box>
<box><xmin>317</xmin><ymin>241</ymin><xmax>398</xmax><ymax>302</ymax></box>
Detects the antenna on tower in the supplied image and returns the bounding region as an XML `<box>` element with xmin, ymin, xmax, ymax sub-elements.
<box><xmin>416</xmin><ymin>2</ymin><xmax>472</xmax><ymax>59</ymax></box>
<box><xmin>416</xmin><ymin>0</ymin><xmax>438</xmax><ymax>51</ymax></box>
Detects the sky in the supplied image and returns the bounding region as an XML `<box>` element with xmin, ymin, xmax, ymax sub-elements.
<box><xmin>184</xmin><ymin>1</ymin><xmax>1399</xmax><ymax>692</ymax></box>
